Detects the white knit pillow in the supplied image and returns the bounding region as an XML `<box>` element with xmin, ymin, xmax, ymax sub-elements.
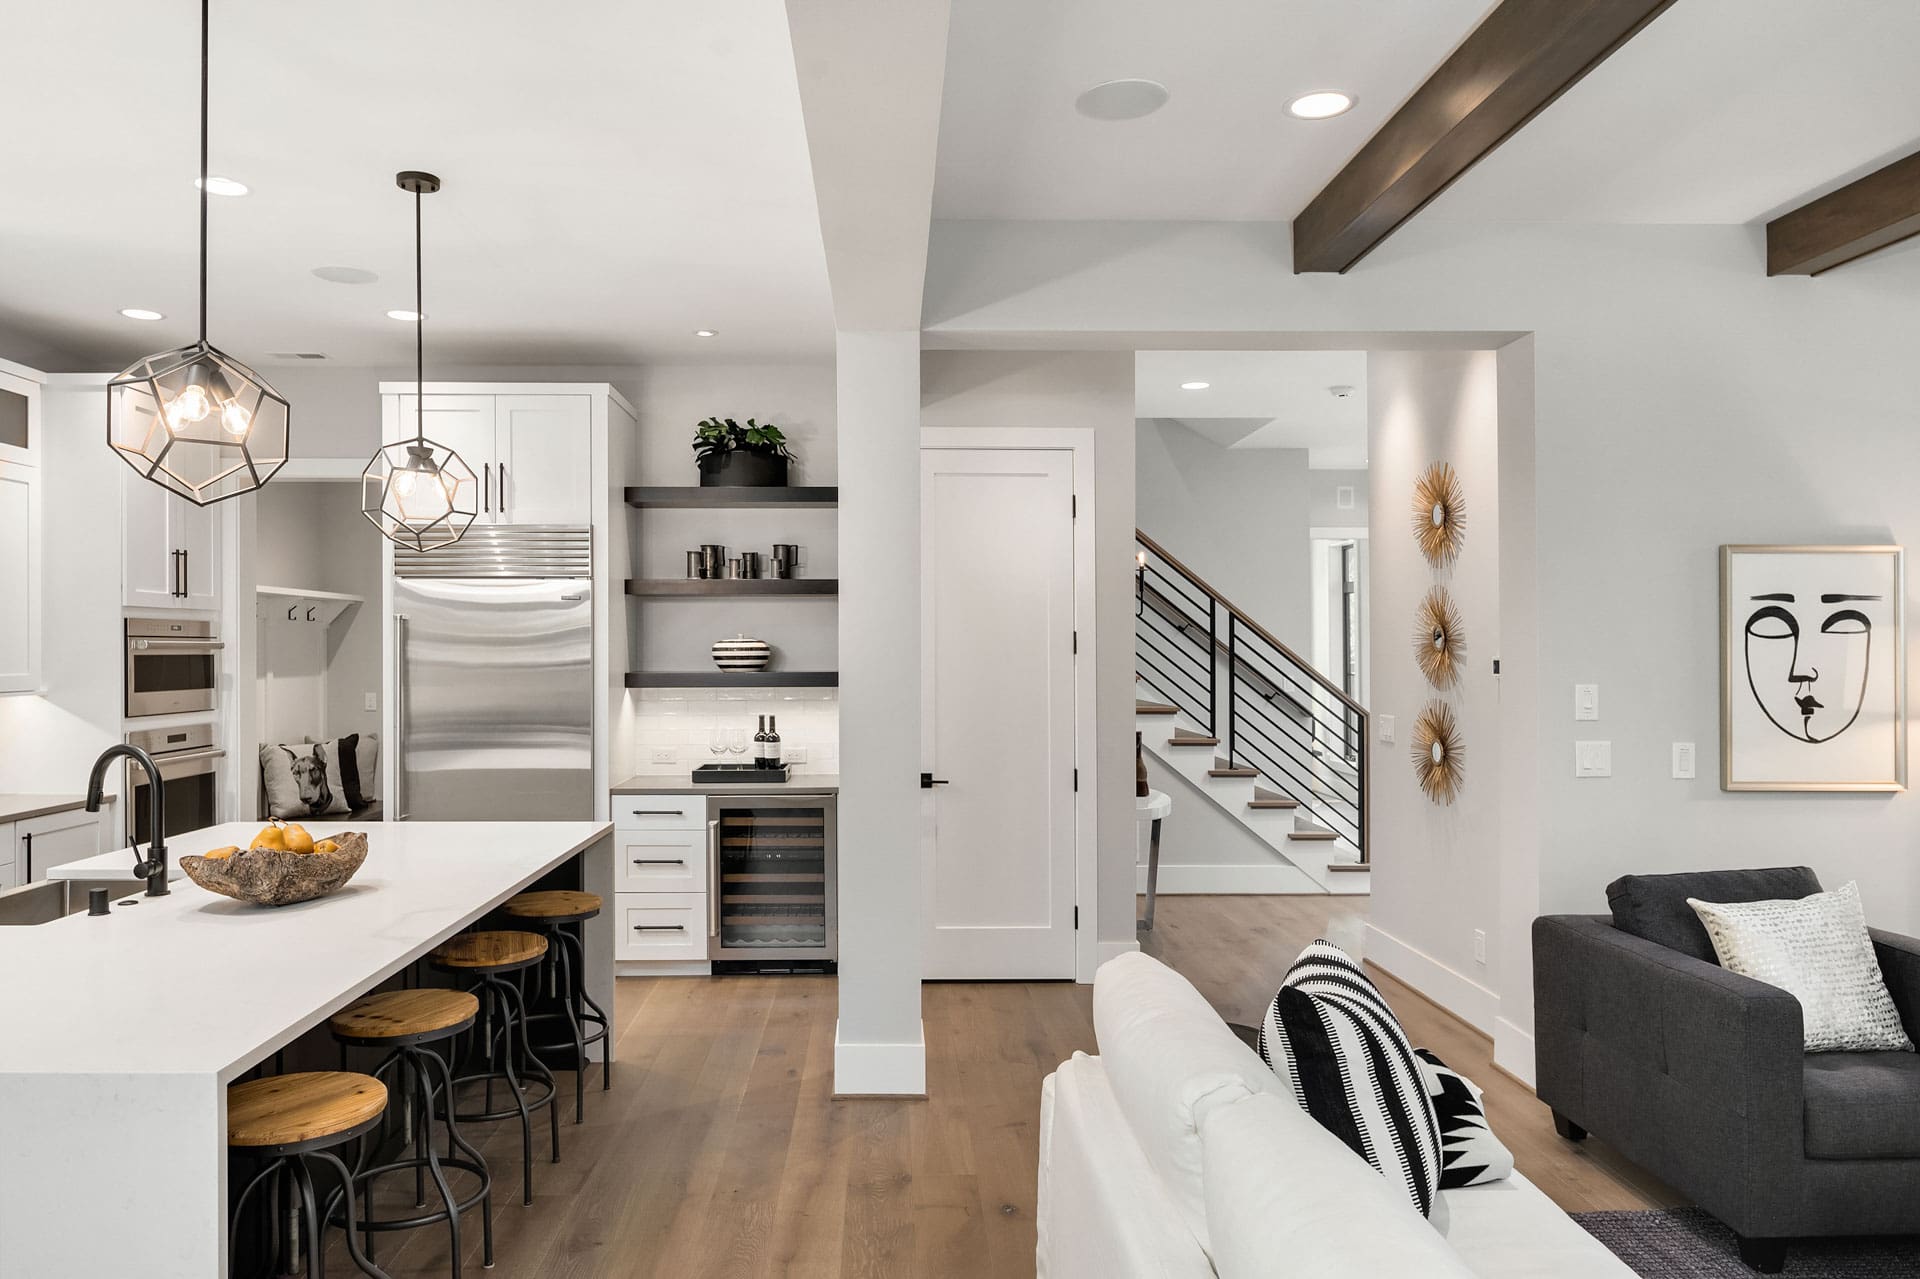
<box><xmin>1688</xmin><ymin>881</ymin><xmax>1913</xmax><ymax>1053</ymax></box>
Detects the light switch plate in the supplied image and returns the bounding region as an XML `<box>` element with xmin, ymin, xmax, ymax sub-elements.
<box><xmin>363</xmin><ymin>692</ymin><xmax>378</xmax><ymax>712</ymax></box>
<box><xmin>1472</xmin><ymin>929</ymin><xmax>1487</xmax><ymax>965</ymax></box>
<box><xmin>1574</xmin><ymin>684</ymin><xmax>1599</xmax><ymax>721</ymax></box>
<box><xmin>1575</xmin><ymin>740</ymin><xmax>1612</xmax><ymax>777</ymax></box>
<box><xmin>1378</xmin><ymin>714</ymin><xmax>1396</xmax><ymax>745</ymax></box>
<box><xmin>1672</xmin><ymin>742</ymin><xmax>1697</xmax><ymax>779</ymax></box>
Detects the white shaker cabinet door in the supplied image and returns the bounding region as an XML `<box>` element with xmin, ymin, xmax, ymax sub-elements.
<box><xmin>0</xmin><ymin>465</ymin><xmax>39</xmax><ymax>692</ymax></box>
<box><xmin>121</xmin><ymin>469</ymin><xmax>179</xmax><ymax>609</ymax></box>
<box><xmin>496</xmin><ymin>395</ymin><xmax>592</xmax><ymax>525</ymax></box>
<box><xmin>172</xmin><ymin>494</ymin><xmax>219</xmax><ymax>611</ymax></box>
<box><xmin>387</xmin><ymin>394</ymin><xmax>499</xmax><ymax>522</ymax></box>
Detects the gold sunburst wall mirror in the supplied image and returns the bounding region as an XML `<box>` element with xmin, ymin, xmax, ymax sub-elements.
<box><xmin>1412</xmin><ymin>461</ymin><xmax>1466</xmax><ymax>567</ymax></box>
<box><xmin>1411</xmin><ymin>701</ymin><xmax>1465</xmax><ymax>806</ymax></box>
<box><xmin>1413</xmin><ymin>586</ymin><xmax>1465</xmax><ymax>689</ymax></box>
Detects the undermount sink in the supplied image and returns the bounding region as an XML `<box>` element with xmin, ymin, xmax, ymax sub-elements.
<box><xmin>0</xmin><ymin>877</ymin><xmax>139</xmax><ymax>926</ymax></box>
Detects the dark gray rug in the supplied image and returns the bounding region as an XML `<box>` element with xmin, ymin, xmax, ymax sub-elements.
<box><xmin>1573</xmin><ymin>1208</ymin><xmax>1920</xmax><ymax>1277</ymax></box>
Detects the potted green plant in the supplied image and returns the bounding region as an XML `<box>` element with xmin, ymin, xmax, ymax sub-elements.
<box><xmin>693</xmin><ymin>416</ymin><xmax>793</xmax><ymax>487</ymax></box>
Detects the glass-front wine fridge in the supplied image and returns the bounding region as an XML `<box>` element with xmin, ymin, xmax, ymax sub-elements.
<box><xmin>707</xmin><ymin>794</ymin><xmax>837</xmax><ymax>971</ymax></box>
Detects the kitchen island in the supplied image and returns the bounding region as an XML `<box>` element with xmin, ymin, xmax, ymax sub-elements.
<box><xmin>0</xmin><ymin>819</ymin><xmax>613</xmax><ymax>1279</ymax></box>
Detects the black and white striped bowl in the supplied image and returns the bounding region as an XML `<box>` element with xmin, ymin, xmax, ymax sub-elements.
<box><xmin>711</xmin><ymin>635</ymin><xmax>773</xmax><ymax>672</ymax></box>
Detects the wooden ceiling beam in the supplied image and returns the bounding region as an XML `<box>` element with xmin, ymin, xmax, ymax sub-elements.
<box><xmin>1766</xmin><ymin>151</ymin><xmax>1920</xmax><ymax>276</ymax></box>
<box><xmin>1292</xmin><ymin>0</ymin><xmax>1675</xmax><ymax>274</ymax></box>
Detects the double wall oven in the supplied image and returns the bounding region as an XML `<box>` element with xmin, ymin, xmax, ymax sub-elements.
<box><xmin>125</xmin><ymin>619</ymin><xmax>222</xmax><ymax>718</ymax></box>
<box><xmin>123</xmin><ymin>723</ymin><xmax>225</xmax><ymax>846</ymax></box>
<box><xmin>124</xmin><ymin>618</ymin><xmax>226</xmax><ymax>845</ymax></box>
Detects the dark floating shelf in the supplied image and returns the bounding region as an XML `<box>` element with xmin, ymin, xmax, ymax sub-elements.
<box><xmin>625</xmin><ymin>578</ymin><xmax>838</xmax><ymax>598</ymax></box>
<box><xmin>625</xmin><ymin>671</ymin><xmax>839</xmax><ymax>689</ymax></box>
<box><xmin>625</xmin><ymin>486</ymin><xmax>838</xmax><ymax>509</ymax></box>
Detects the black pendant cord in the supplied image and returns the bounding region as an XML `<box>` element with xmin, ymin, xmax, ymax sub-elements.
<box><xmin>414</xmin><ymin>186</ymin><xmax>425</xmax><ymax>446</ymax></box>
<box><xmin>198</xmin><ymin>0</ymin><xmax>209</xmax><ymax>344</ymax></box>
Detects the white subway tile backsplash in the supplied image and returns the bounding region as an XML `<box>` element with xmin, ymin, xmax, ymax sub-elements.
<box><xmin>623</xmin><ymin>691</ymin><xmax>840</xmax><ymax>776</ymax></box>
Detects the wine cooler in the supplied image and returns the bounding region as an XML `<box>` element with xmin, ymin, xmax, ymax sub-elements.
<box><xmin>707</xmin><ymin>794</ymin><xmax>837</xmax><ymax>970</ymax></box>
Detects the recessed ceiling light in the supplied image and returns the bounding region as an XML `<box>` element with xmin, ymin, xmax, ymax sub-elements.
<box><xmin>1288</xmin><ymin>91</ymin><xmax>1355</xmax><ymax>120</ymax></box>
<box><xmin>118</xmin><ymin>308</ymin><xmax>165</xmax><ymax>321</ymax></box>
<box><xmin>313</xmin><ymin>265</ymin><xmax>378</xmax><ymax>285</ymax></box>
<box><xmin>694</xmin><ymin>329</ymin><xmax>718</xmax><ymax>338</ymax></box>
<box><xmin>386</xmin><ymin>309</ymin><xmax>424</xmax><ymax>322</ymax></box>
<box><xmin>1074</xmin><ymin>78</ymin><xmax>1170</xmax><ymax>122</ymax></box>
<box><xmin>1328</xmin><ymin>384</ymin><xmax>1356</xmax><ymax>399</ymax></box>
<box><xmin>195</xmin><ymin>175</ymin><xmax>248</xmax><ymax>196</ymax></box>
<box><xmin>1180</xmin><ymin>381</ymin><xmax>1210</xmax><ymax>391</ymax></box>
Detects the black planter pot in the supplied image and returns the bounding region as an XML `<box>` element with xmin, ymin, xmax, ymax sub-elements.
<box><xmin>698</xmin><ymin>450</ymin><xmax>789</xmax><ymax>488</ymax></box>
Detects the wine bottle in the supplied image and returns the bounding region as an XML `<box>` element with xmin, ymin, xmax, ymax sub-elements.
<box><xmin>753</xmin><ymin>716</ymin><xmax>769</xmax><ymax>769</ymax></box>
<box><xmin>766</xmin><ymin>715</ymin><xmax>783</xmax><ymax>769</ymax></box>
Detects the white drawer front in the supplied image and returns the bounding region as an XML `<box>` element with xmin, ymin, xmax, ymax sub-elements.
<box><xmin>613</xmin><ymin>795</ymin><xmax>705</xmax><ymax>831</ymax></box>
<box><xmin>619</xmin><ymin>829</ymin><xmax>707</xmax><ymax>893</ymax></box>
<box><xmin>615</xmin><ymin>893</ymin><xmax>707</xmax><ymax>960</ymax></box>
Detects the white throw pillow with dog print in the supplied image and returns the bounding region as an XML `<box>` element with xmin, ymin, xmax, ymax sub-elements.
<box><xmin>260</xmin><ymin>741</ymin><xmax>353</xmax><ymax>818</ymax></box>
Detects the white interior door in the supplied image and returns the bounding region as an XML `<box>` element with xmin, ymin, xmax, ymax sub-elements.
<box><xmin>922</xmin><ymin>446</ymin><xmax>1077</xmax><ymax>979</ymax></box>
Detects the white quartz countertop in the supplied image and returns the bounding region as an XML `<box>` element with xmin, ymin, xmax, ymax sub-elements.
<box><xmin>0</xmin><ymin>819</ymin><xmax>610</xmax><ymax>1080</ymax></box>
<box><xmin>0</xmin><ymin>794</ymin><xmax>104</xmax><ymax>825</ymax></box>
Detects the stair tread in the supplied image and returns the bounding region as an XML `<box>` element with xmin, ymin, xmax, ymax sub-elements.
<box><xmin>1167</xmin><ymin>735</ymin><xmax>1218</xmax><ymax>746</ymax></box>
<box><xmin>1135</xmin><ymin>701</ymin><xmax>1179</xmax><ymax>714</ymax></box>
<box><xmin>1208</xmin><ymin>768</ymin><xmax>1258</xmax><ymax>778</ymax></box>
<box><xmin>1247</xmin><ymin>799</ymin><xmax>1299</xmax><ymax>809</ymax></box>
<box><xmin>1288</xmin><ymin>829</ymin><xmax>1338</xmax><ymax>841</ymax></box>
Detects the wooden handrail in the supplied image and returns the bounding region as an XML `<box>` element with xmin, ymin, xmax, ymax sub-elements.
<box><xmin>1136</xmin><ymin>529</ymin><xmax>1368</xmax><ymax>721</ymax></box>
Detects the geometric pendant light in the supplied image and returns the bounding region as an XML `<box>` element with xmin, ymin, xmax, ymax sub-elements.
<box><xmin>360</xmin><ymin>171</ymin><xmax>478</xmax><ymax>552</ymax></box>
<box><xmin>107</xmin><ymin>0</ymin><xmax>290</xmax><ymax>506</ymax></box>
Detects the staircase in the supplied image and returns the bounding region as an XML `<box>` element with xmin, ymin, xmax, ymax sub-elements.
<box><xmin>1136</xmin><ymin>531</ymin><xmax>1369</xmax><ymax>894</ymax></box>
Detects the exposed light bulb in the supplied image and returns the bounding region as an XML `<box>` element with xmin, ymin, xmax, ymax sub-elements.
<box><xmin>220</xmin><ymin>399</ymin><xmax>253</xmax><ymax>437</ymax></box>
<box><xmin>166</xmin><ymin>384</ymin><xmax>213</xmax><ymax>431</ymax></box>
<box><xmin>392</xmin><ymin>467</ymin><xmax>419</xmax><ymax>498</ymax></box>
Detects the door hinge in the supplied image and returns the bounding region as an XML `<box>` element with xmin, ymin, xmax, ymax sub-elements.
<box><xmin>1074</xmin><ymin>905</ymin><xmax>1080</xmax><ymax>930</ymax></box>
<box><xmin>1073</xmin><ymin>768</ymin><xmax>1079</xmax><ymax>792</ymax></box>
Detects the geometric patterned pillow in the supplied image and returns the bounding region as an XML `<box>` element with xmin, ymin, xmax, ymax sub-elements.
<box><xmin>1258</xmin><ymin>940</ymin><xmax>1444</xmax><ymax>1217</ymax></box>
<box><xmin>1689</xmin><ymin>881</ymin><xmax>1913</xmax><ymax>1053</ymax></box>
<box><xmin>1413</xmin><ymin>1049</ymin><xmax>1513</xmax><ymax>1188</ymax></box>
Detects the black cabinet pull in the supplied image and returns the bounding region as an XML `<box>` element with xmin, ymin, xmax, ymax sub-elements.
<box><xmin>181</xmin><ymin>549</ymin><xmax>188</xmax><ymax>598</ymax></box>
<box><xmin>631</xmin><ymin>858</ymin><xmax>686</xmax><ymax>866</ymax></box>
<box><xmin>920</xmin><ymin>773</ymin><xmax>950</xmax><ymax>788</ymax></box>
<box><xmin>632</xmin><ymin>924</ymin><xmax>686</xmax><ymax>932</ymax></box>
<box><xmin>628</xmin><ymin>809</ymin><xmax>686</xmax><ymax>817</ymax></box>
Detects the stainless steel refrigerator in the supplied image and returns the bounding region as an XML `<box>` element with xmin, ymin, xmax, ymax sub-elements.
<box><xmin>393</xmin><ymin>526</ymin><xmax>593</xmax><ymax>821</ymax></box>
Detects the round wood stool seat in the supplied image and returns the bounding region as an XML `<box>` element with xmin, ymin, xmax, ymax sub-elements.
<box><xmin>429</xmin><ymin>929</ymin><xmax>548</xmax><ymax>973</ymax></box>
<box><xmin>504</xmin><ymin>889</ymin><xmax>603</xmax><ymax>923</ymax></box>
<box><xmin>228</xmin><ymin>1071</ymin><xmax>388</xmax><ymax>1154</ymax></box>
<box><xmin>330</xmin><ymin>989</ymin><xmax>479</xmax><ymax>1046</ymax></box>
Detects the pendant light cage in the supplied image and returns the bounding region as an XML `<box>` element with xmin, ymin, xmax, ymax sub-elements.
<box><xmin>108</xmin><ymin>342</ymin><xmax>290</xmax><ymax>506</ymax></box>
<box><xmin>361</xmin><ymin>169</ymin><xmax>476</xmax><ymax>552</ymax></box>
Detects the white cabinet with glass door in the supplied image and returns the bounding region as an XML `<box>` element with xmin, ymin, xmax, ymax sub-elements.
<box><xmin>382</xmin><ymin>391</ymin><xmax>591</xmax><ymax>525</ymax></box>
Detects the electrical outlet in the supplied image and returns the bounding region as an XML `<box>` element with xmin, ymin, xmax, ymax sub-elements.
<box><xmin>1378</xmin><ymin>714</ymin><xmax>1396</xmax><ymax>744</ymax></box>
<box><xmin>650</xmin><ymin>748</ymin><xmax>676</xmax><ymax>765</ymax></box>
<box><xmin>1473</xmin><ymin>929</ymin><xmax>1487</xmax><ymax>965</ymax></box>
<box><xmin>1574</xmin><ymin>684</ymin><xmax>1599</xmax><ymax>721</ymax></box>
<box><xmin>1574</xmin><ymin>740</ymin><xmax>1613</xmax><ymax>778</ymax></box>
<box><xmin>785</xmin><ymin>745</ymin><xmax>808</xmax><ymax>763</ymax></box>
<box><xmin>1672</xmin><ymin>742</ymin><xmax>1697</xmax><ymax>779</ymax></box>
<box><xmin>363</xmin><ymin>692</ymin><xmax>378</xmax><ymax>712</ymax></box>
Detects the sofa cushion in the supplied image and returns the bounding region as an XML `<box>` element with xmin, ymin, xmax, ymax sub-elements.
<box><xmin>1092</xmin><ymin>952</ymin><xmax>1284</xmax><ymax>1257</ymax></box>
<box><xmin>1606</xmin><ymin>866</ymin><xmax>1821</xmax><ymax>963</ymax></box>
<box><xmin>1690</xmin><ymin>882</ymin><xmax>1913</xmax><ymax>1053</ymax></box>
<box><xmin>1258</xmin><ymin>940</ymin><xmax>1443</xmax><ymax>1218</ymax></box>
<box><xmin>1804</xmin><ymin>1051</ymin><xmax>1920</xmax><ymax>1158</ymax></box>
<box><xmin>1200</xmin><ymin>1091</ymin><xmax>1476</xmax><ymax>1279</ymax></box>
<box><xmin>1415</xmin><ymin>1049</ymin><xmax>1513</xmax><ymax>1187</ymax></box>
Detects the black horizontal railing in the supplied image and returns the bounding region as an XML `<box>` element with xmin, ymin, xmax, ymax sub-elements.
<box><xmin>1136</xmin><ymin>530</ymin><xmax>1368</xmax><ymax>865</ymax></box>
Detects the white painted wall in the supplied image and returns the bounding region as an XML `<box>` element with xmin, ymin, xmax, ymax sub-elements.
<box><xmin>1364</xmin><ymin>350</ymin><xmax>1504</xmax><ymax>1031</ymax></box>
<box><xmin>923</xmin><ymin>216</ymin><xmax>1920</xmax><ymax>1075</ymax></box>
<box><xmin>921</xmin><ymin>350</ymin><xmax>1138</xmax><ymax>964</ymax></box>
<box><xmin>1135</xmin><ymin>418</ymin><xmax>1313</xmax><ymax>655</ymax></box>
<box><xmin>1309</xmin><ymin>468</ymin><xmax>1369</xmax><ymax>528</ymax></box>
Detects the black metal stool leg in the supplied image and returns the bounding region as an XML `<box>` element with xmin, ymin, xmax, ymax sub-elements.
<box><xmin>561</xmin><ymin>928</ymin><xmax>612</xmax><ymax>1093</ymax></box>
<box><xmin>312</xmin><ymin>1147</ymin><xmax>396</xmax><ymax>1279</ymax></box>
<box><xmin>229</xmin><ymin>1155</ymin><xmax>283</xmax><ymax>1276</ymax></box>
<box><xmin>291</xmin><ymin>1156</ymin><xmax>324</xmax><ymax>1279</ymax></box>
<box><xmin>501</xmin><ymin>976</ymin><xmax>561</xmax><ymax>1165</ymax></box>
<box><xmin>426</xmin><ymin>1040</ymin><xmax>494</xmax><ymax>1268</ymax></box>
<box><xmin>551</xmin><ymin>930</ymin><xmax>587</xmax><ymax>1123</ymax></box>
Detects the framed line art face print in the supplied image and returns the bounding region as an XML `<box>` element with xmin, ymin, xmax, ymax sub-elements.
<box><xmin>1720</xmin><ymin>545</ymin><xmax>1906</xmax><ymax>792</ymax></box>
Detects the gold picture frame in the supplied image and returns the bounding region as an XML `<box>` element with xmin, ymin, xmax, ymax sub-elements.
<box><xmin>1719</xmin><ymin>544</ymin><xmax>1906</xmax><ymax>792</ymax></box>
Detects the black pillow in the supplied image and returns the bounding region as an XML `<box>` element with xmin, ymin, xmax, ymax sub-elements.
<box><xmin>1606</xmin><ymin>867</ymin><xmax>1823</xmax><ymax>963</ymax></box>
<box><xmin>335</xmin><ymin>733</ymin><xmax>369</xmax><ymax>811</ymax></box>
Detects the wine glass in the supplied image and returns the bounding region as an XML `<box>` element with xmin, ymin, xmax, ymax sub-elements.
<box><xmin>726</xmin><ymin>725</ymin><xmax>751</xmax><ymax>763</ymax></box>
<box><xmin>708</xmin><ymin>725</ymin><xmax>729</xmax><ymax>763</ymax></box>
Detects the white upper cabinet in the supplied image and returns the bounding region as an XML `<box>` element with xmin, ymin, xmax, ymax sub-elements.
<box><xmin>383</xmin><ymin>391</ymin><xmax>591</xmax><ymax>526</ymax></box>
<box><xmin>0</xmin><ymin>367</ymin><xmax>41</xmax><ymax>692</ymax></box>
<box><xmin>122</xmin><ymin>470</ymin><xmax>221</xmax><ymax>612</ymax></box>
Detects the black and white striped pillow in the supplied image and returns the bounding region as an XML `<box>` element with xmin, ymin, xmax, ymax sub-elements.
<box><xmin>1257</xmin><ymin>940</ymin><xmax>1443</xmax><ymax>1217</ymax></box>
<box><xmin>1413</xmin><ymin>1049</ymin><xmax>1513</xmax><ymax>1188</ymax></box>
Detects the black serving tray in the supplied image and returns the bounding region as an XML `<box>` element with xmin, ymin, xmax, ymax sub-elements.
<box><xmin>693</xmin><ymin>764</ymin><xmax>792</xmax><ymax>784</ymax></box>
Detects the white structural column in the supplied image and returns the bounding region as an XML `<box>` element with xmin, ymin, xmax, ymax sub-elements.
<box><xmin>833</xmin><ymin>330</ymin><xmax>927</xmax><ymax>1094</ymax></box>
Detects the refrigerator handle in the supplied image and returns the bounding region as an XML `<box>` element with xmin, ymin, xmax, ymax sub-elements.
<box><xmin>707</xmin><ymin>819</ymin><xmax>720</xmax><ymax>939</ymax></box>
<box><xmin>481</xmin><ymin>463</ymin><xmax>490</xmax><ymax>514</ymax></box>
<box><xmin>394</xmin><ymin>613</ymin><xmax>409</xmax><ymax>820</ymax></box>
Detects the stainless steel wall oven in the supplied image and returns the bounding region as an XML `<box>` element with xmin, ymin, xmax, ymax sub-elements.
<box><xmin>125</xmin><ymin>618</ymin><xmax>222</xmax><ymax>718</ymax></box>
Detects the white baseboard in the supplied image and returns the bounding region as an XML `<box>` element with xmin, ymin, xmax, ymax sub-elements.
<box><xmin>1492</xmin><ymin>1017</ymin><xmax>1536</xmax><ymax>1089</ymax></box>
<box><xmin>833</xmin><ymin>1019</ymin><xmax>927</xmax><ymax>1096</ymax></box>
<box><xmin>614</xmin><ymin>961</ymin><xmax>711</xmax><ymax>979</ymax></box>
<box><xmin>1136</xmin><ymin>862</ymin><xmax>1323</xmax><ymax>895</ymax></box>
<box><xmin>1362</xmin><ymin>923</ymin><xmax>1500</xmax><ymax>1036</ymax></box>
<box><xmin>1097</xmin><ymin>939</ymin><xmax>1140</xmax><ymax>969</ymax></box>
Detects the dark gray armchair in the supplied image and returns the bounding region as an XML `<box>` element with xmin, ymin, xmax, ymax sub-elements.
<box><xmin>1534</xmin><ymin>867</ymin><xmax>1920</xmax><ymax>1273</ymax></box>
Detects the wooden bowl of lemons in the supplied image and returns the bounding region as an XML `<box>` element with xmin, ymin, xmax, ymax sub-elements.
<box><xmin>179</xmin><ymin>823</ymin><xmax>369</xmax><ymax>907</ymax></box>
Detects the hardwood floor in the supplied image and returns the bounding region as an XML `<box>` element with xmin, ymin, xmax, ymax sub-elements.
<box><xmin>325</xmin><ymin>894</ymin><xmax>1674</xmax><ymax>1278</ymax></box>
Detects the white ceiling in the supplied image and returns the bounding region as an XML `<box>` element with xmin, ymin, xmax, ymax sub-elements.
<box><xmin>935</xmin><ymin>0</ymin><xmax>1920</xmax><ymax>227</ymax></box>
<box><xmin>0</xmin><ymin>2</ymin><xmax>834</xmax><ymax>371</ymax></box>
<box><xmin>933</xmin><ymin>0</ymin><xmax>1497</xmax><ymax>221</ymax></box>
<box><xmin>1136</xmin><ymin>350</ymin><xmax>1367</xmax><ymax>469</ymax></box>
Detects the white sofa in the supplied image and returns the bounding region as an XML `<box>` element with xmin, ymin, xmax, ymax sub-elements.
<box><xmin>1037</xmin><ymin>953</ymin><xmax>1634</xmax><ymax>1278</ymax></box>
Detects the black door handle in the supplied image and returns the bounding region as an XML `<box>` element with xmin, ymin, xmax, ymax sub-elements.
<box><xmin>920</xmin><ymin>773</ymin><xmax>950</xmax><ymax>789</ymax></box>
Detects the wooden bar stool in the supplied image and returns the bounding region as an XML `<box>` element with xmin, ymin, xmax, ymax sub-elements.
<box><xmin>503</xmin><ymin>889</ymin><xmax>612</xmax><ymax>1122</ymax></box>
<box><xmin>328</xmin><ymin>990</ymin><xmax>493</xmax><ymax>1276</ymax></box>
<box><xmin>430</xmin><ymin>930</ymin><xmax>559</xmax><ymax>1204</ymax></box>
<box><xmin>227</xmin><ymin>1072</ymin><xmax>392</xmax><ymax>1279</ymax></box>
